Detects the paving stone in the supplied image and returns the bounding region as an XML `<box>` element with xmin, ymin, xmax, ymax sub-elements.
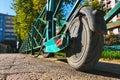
<box><xmin>0</xmin><ymin>54</ymin><xmax>119</xmax><ymax>80</ymax></box>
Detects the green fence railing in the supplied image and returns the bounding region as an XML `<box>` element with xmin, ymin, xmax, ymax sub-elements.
<box><xmin>19</xmin><ymin>1</ymin><xmax>120</xmax><ymax>55</ymax></box>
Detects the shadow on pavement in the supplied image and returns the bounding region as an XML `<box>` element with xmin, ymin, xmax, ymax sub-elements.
<box><xmin>91</xmin><ymin>62</ymin><xmax>120</xmax><ymax>79</ymax></box>
<box><xmin>57</xmin><ymin>58</ymin><xmax>120</xmax><ymax>79</ymax></box>
<box><xmin>57</xmin><ymin>58</ymin><xmax>68</xmax><ymax>63</ymax></box>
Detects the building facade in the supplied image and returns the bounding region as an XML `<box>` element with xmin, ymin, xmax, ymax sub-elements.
<box><xmin>102</xmin><ymin>0</ymin><xmax>120</xmax><ymax>44</ymax></box>
<box><xmin>103</xmin><ymin>0</ymin><xmax>120</xmax><ymax>21</ymax></box>
<box><xmin>0</xmin><ymin>13</ymin><xmax>16</xmax><ymax>50</ymax></box>
<box><xmin>0</xmin><ymin>14</ymin><xmax>5</xmax><ymax>42</ymax></box>
<box><xmin>103</xmin><ymin>0</ymin><xmax>120</xmax><ymax>35</ymax></box>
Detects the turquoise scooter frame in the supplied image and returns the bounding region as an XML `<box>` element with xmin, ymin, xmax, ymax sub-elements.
<box><xmin>44</xmin><ymin>0</ymin><xmax>81</xmax><ymax>53</ymax></box>
<box><xmin>19</xmin><ymin>0</ymin><xmax>120</xmax><ymax>71</ymax></box>
<box><xmin>19</xmin><ymin>0</ymin><xmax>82</xmax><ymax>54</ymax></box>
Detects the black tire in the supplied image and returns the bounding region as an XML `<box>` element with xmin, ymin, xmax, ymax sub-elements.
<box><xmin>42</xmin><ymin>53</ymin><xmax>54</xmax><ymax>58</ymax></box>
<box><xmin>66</xmin><ymin>16</ymin><xmax>104</xmax><ymax>71</ymax></box>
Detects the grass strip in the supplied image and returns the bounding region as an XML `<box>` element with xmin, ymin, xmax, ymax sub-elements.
<box><xmin>101</xmin><ymin>51</ymin><xmax>120</xmax><ymax>60</ymax></box>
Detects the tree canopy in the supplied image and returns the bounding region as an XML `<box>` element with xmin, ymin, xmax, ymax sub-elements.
<box><xmin>83</xmin><ymin>0</ymin><xmax>103</xmax><ymax>10</ymax></box>
<box><xmin>105</xmin><ymin>32</ymin><xmax>119</xmax><ymax>46</ymax></box>
<box><xmin>12</xmin><ymin>0</ymin><xmax>46</xmax><ymax>41</ymax></box>
<box><xmin>12</xmin><ymin>0</ymin><xmax>104</xmax><ymax>41</ymax></box>
<box><xmin>12</xmin><ymin>0</ymin><xmax>75</xmax><ymax>41</ymax></box>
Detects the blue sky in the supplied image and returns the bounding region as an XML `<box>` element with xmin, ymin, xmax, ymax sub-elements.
<box><xmin>0</xmin><ymin>0</ymin><xmax>16</xmax><ymax>15</ymax></box>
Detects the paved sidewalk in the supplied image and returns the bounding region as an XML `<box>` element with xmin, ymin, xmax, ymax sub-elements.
<box><xmin>0</xmin><ymin>54</ymin><xmax>119</xmax><ymax>80</ymax></box>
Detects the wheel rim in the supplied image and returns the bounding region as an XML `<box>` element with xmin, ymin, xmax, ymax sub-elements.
<box><xmin>67</xmin><ymin>17</ymin><xmax>89</xmax><ymax>63</ymax></box>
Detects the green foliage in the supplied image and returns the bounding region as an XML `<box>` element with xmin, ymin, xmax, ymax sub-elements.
<box><xmin>12</xmin><ymin>0</ymin><xmax>105</xmax><ymax>41</ymax></box>
<box><xmin>83</xmin><ymin>0</ymin><xmax>104</xmax><ymax>11</ymax></box>
<box><xmin>105</xmin><ymin>32</ymin><xmax>119</xmax><ymax>46</ymax></box>
<box><xmin>12</xmin><ymin>0</ymin><xmax>75</xmax><ymax>41</ymax></box>
<box><xmin>102</xmin><ymin>51</ymin><xmax>120</xmax><ymax>59</ymax></box>
<box><xmin>83</xmin><ymin>0</ymin><xmax>89</xmax><ymax>6</ymax></box>
<box><xmin>12</xmin><ymin>0</ymin><xmax>46</xmax><ymax>41</ymax></box>
<box><xmin>54</xmin><ymin>52</ymin><xmax>66</xmax><ymax>57</ymax></box>
<box><xmin>90</xmin><ymin>0</ymin><xmax>103</xmax><ymax>10</ymax></box>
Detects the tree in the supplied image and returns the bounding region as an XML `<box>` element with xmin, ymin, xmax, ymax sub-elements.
<box><xmin>12</xmin><ymin>0</ymin><xmax>75</xmax><ymax>41</ymax></box>
<box><xmin>90</xmin><ymin>0</ymin><xmax>103</xmax><ymax>10</ymax></box>
<box><xmin>12</xmin><ymin>0</ymin><xmax>46</xmax><ymax>41</ymax></box>
<box><xmin>84</xmin><ymin>0</ymin><xmax>89</xmax><ymax>6</ymax></box>
<box><xmin>105</xmin><ymin>32</ymin><xmax>119</xmax><ymax>46</ymax></box>
<box><xmin>82</xmin><ymin>0</ymin><xmax>104</xmax><ymax>11</ymax></box>
<box><xmin>12</xmin><ymin>0</ymin><xmax>104</xmax><ymax>42</ymax></box>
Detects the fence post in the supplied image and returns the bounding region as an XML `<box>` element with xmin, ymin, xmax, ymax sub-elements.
<box><xmin>31</xmin><ymin>27</ymin><xmax>34</xmax><ymax>55</ymax></box>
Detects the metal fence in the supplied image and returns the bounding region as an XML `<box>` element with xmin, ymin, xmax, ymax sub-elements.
<box><xmin>104</xmin><ymin>45</ymin><xmax>120</xmax><ymax>51</ymax></box>
<box><xmin>0</xmin><ymin>44</ymin><xmax>11</xmax><ymax>53</ymax></box>
<box><xmin>102</xmin><ymin>45</ymin><xmax>120</xmax><ymax>59</ymax></box>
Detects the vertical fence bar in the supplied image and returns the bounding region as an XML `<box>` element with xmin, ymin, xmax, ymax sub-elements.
<box><xmin>27</xmin><ymin>37</ymin><xmax>28</xmax><ymax>54</ymax></box>
<box><xmin>31</xmin><ymin>27</ymin><xmax>34</xmax><ymax>55</ymax></box>
<box><xmin>46</xmin><ymin>0</ymin><xmax>55</xmax><ymax>40</ymax></box>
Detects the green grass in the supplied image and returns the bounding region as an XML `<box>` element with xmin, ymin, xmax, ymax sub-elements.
<box><xmin>101</xmin><ymin>51</ymin><xmax>120</xmax><ymax>60</ymax></box>
<box><xmin>54</xmin><ymin>51</ymin><xmax>120</xmax><ymax>60</ymax></box>
<box><xmin>54</xmin><ymin>52</ymin><xmax>66</xmax><ymax>57</ymax></box>
<box><xmin>31</xmin><ymin>51</ymin><xmax>120</xmax><ymax>60</ymax></box>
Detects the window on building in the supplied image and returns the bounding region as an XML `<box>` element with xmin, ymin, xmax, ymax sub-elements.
<box><xmin>5</xmin><ymin>37</ymin><xmax>16</xmax><ymax>41</ymax></box>
<box><xmin>118</xmin><ymin>27</ymin><xmax>120</xmax><ymax>32</ymax></box>
<box><xmin>110</xmin><ymin>29</ymin><xmax>113</xmax><ymax>32</ymax></box>
<box><xmin>6</xmin><ymin>20</ymin><xmax>11</xmax><ymax>24</ymax></box>
<box><xmin>118</xmin><ymin>13</ymin><xmax>120</xmax><ymax>17</ymax></box>
<box><xmin>107</xmin><ymin>3</ymin><xmax>111</xmax><ymax>7</ymax></box>
<box><xmin>6</xmin><ymin>27</ymin><xmax>13</xmax><ymax>29</ymax></box>
<box><xmin>116</xmin><ymin>0</ymin><xmax>120</xmax><ymax>2</ymax></box>
<box><xmin>5</xmin><ymin>29</ymin><xmax>14</xmax><ymax>33</ymax></box>
<box><xmin>6</xmin><ymin>24</ymin><xmax>11</xmax><ymax>27</ymax></box>
<box><xmin>5</xmin><ymin>33</ymin><xmax>15</xmax><ymax>36</ymax></box>
<box><xmin>6</xmin><ymin>16</ymin><xmax>11</xmax><ymax>20</ymax></box>
<box><xmin>0</xmin><ymin>32</ymin><xmax>2</xmax><ymax>35</ymax></box>
<box><xmin>0</xmin><ymin>28</ymin><xmax>3</xmax><ymax>31</ymax></box>
<box><xmin>108</xmin><ymin>29</ymin><xmax>113</xmax><ymax>34</ymax></box>
<box><xmin>0</xmin><ymin>17</ymin><xmax>2</xmax><ymax>26</ymax></box>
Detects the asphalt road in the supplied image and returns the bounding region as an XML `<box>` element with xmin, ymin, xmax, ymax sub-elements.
<box><xmin>0</xmin><ymin>53</ymin><xmax>120</xmax><ymax>80</ymax></box>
